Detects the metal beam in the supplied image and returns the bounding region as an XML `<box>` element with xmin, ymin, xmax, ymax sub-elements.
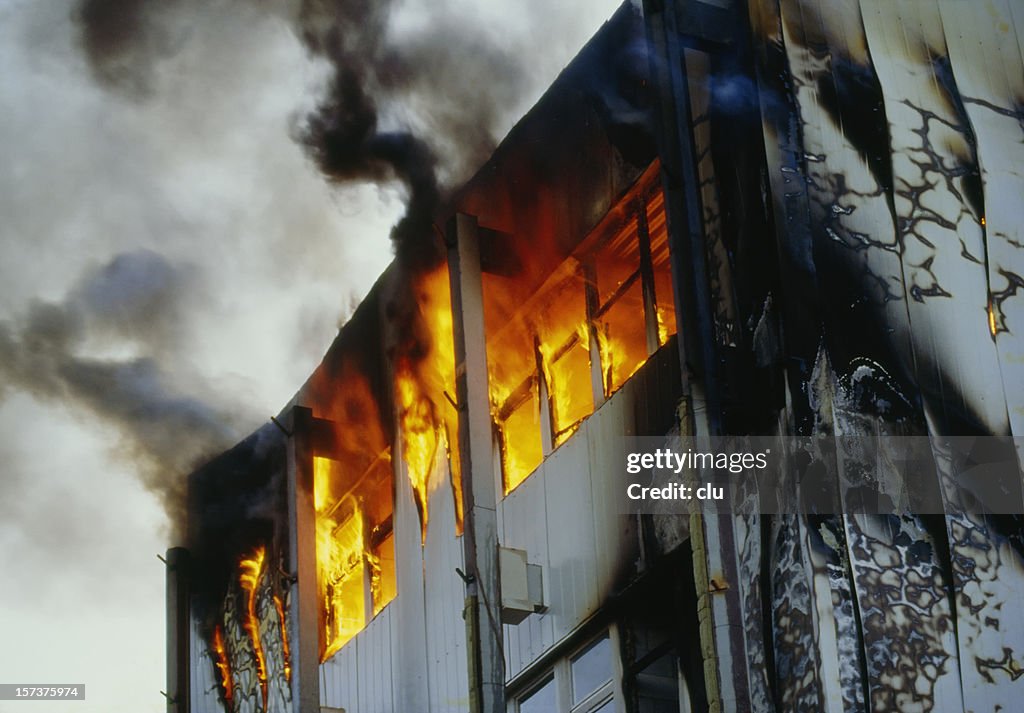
<box><xmin>447</xmin><ymin>213</ymin><xmax>504</xmax><ymax>713</ymax></box>
<box><xmin>286</xmin><ymin>405</ymin><xmax>320</xmax><ymax>713</ymax></box>
<box><xmin>165</xmin><ymin>547</ymin><xmax>190</xmax><ymax>713</ymax></box>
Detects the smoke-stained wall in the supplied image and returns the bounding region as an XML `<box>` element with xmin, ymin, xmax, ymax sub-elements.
<box><xmin>645</xmin><ymin>0</ymin><xmax>1024</xmax><ymax>711</ymax></box>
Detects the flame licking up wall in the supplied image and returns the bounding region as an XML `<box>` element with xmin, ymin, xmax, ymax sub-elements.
<box><xmin>304</xmin><ymin>327</ymin><xmax>397</xmax><ymax>661</ymax></box>
<box><xmin>208</xmin><ymin>542</ymin><xmax>292</xmax><ymax>712</ymax></box>
<box><xmin>212</xmin><ymin>625</ymin><xmax>233</xmax><ymax>710</ymax></box>
<box><xmin>273</xmin><ymin>595</ymin><xmax>292</xmax><ymax>684</ymax></box>
<box><xmin>394</xmin><ymin>263</ymin><xmax>463</xmax><ymax>540</ymax></box>
<box><xmin>238</xmin><ymin>547</ymin><xmax>269</xmax><ymax>710</ymax></box>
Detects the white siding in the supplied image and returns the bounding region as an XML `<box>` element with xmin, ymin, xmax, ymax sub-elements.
<box><xmin>501</xmin><ymin>464</ymin><xmax>555</xmax><ymax>678</ymax></box>
<box><xmin>423</xmin><ymin>462</ymin><xmax>470</xmax><ymax>713</ymax></box>
<box><xmin>319</xmin><ymin>452</ymin><xmax>470</xmax><ymax>713</ymax></box>
<box><xmin>499</xmin><ymin>373</ymin><xmax>645</xmax><ymax>679</ymax></box>
<box><xmin>315</xmin><ymin>349</ymin><xmax>660</xmax><ymax>705</ymax></box>
<box><xmin>190</xmin><ymin>614</ymin><xmax>225</xmax><ymax>713</ymax></box>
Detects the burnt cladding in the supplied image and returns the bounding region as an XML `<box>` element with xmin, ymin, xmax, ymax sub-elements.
<box><xmin>187</xmin><ymin>423</ymin><xmax>288</xmax><ymax>633</ymax></box>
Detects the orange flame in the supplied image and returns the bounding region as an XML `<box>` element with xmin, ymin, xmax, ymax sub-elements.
<box><xmin>273</xmin><ymin>595</ymin><xmax>292</xmax><ymax>684</ymax></box>
<box><xmin>480</xmin><ymin>167</ymin><xmax>676</xmax><ymax>493</ymax></box>
<box><xmin>537</xmin><ymin>313</ymin><xmax>593</xmax><ymax>448</ymax></box>
<box><xmin>395</xmin><ymin>360</ymin><xmax>440</xmax><ymax>537</ymax></box>
<box><xmin>238</xmin><ymin>547</ymin><xmax>269</xmax><ymax>710</ymax></box>
<box><xmin>396</xmin><ymin>264</ymin><xmax>463</xmax><ymax>537</ymax></box>
<box><xmin>211</xmin><ymin>625</ymin><xmax>233</xmax><ymax>708</ymax></box>
<box><xmin>314</xmin><ymin>456</ymin><xmax>367</xmax><ymax>661</ymax></box>
<box><xmin>595</xmin><ymin>319</ymin><xmax>648</xmax><ymax>397</ymax></box>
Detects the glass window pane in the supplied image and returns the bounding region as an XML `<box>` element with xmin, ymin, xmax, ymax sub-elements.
<box><xmin>519</xmin><ymin>675</ymin><xmax>557</xmax><ymax>713</ymax></box>
<box><xmin>371</xmin><ymin>531</ymin><xmax>396</xmax><ymax>615</ymax></box>
<box><xmin>547</xmin><ymin>341</ymin><xmax>593</xmax><ymax>446</ymax></box>
<box><xmin>646</xmin><ymin>189</ymin><xmax>677</xmax><ymax>345</ymax></box>
<box><xmin>634</xmin><ymin>651</ymin><xmax>679</xmax><ymax>713</ymax></box>
<box><xmin>499</xmin><ymin>382</ymin><xmax>543</xmax><ymax>492</ymax></box>
<box><xmin>535</xmin><ymin>277</ymin><xmax>593</xmax><ymax>446</ymax></box>
<box><xmin>571</xmin><ymin>634</ymin><xmax>613</xmax><ymax>705</ymax></box>
<box><xmin>595</xmin><ymin>215</ymin><xmax>641</xmax><ymax>305</ymax></box>
<box><xmin>595</xmin><ymin>282</ymin><xmax>648</xmax><ymax>396</ymax></box>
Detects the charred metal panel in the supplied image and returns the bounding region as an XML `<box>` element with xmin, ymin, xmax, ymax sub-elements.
<box><xmin>861</xmin><ymin>0</ymin><xmax>1008</xmax><ymax>437</ymax></box>
<box><xmin>191</xmin><ymin>613</ymin><xmax>222</xmax><ymax>713</ymax></box>
<box><xmin>454</xmin><ymin>3</ymin><xmax>656</xmax><ymax>291</ymax></box>
<box><xmin>641</xmin><ymin>0</ymin><xmax>1024</xmax><ymax>710</ymax></box>
<box><xmin>186</xmin><ymin>425</ymin><xmax>292</xmax><ymax>713</ymax></box>
<box><xmin>684</xmin><ymin>46</ymin><xmax>741</xmax><ymax>348</ymax></box>
<box><xmin>734</xmin><ymin>513</ymin><xmax>774</xmax><ymax>712</ymax></box>
<box><xmin>769</xmin><ymin>514</ymin><xmax>828</xmax><ymax>711</ymax></box>
<box><xmin>939</xmin><ymin>0</ymin><xmax>1024</xmax><ymax>441</ymax></box>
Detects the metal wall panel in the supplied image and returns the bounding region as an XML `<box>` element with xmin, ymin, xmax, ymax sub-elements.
<box><xmin>422</xmin><ymin>460</ymin><xmax>470</xmax><ymax>713</ymax></box>
<box><xmin>542</xmin><ymin>425</ymin><xmax>602</xmax><ymax>642</ymax></box>
<box><xmin>586</xmin><ymin>385</ymin><xmax>641</xmax><ymax>600</ymax></box>
<box><xmin>392</xmin><ymin>445</ymin><xmax>430</xmax><ymax>713</ymax></box>
<box><xmin>497</xmin><ymin>354</ymin><xmax>659</xmax><ymax>680</ymax></box>
<box><xmin>320</xmin><ymin>605</ymin><xmax>397</xmax><ymax>712</ymax></box>
<box><xmin>358</xmin><ymin>608</ymin><xmax>395</xmax><ymax>713</ymax></box>
<box><xmin>939</xmin><ymin>0</ymin><xmax>1024</xmax><ymax>442</ymax></box>
<box><xmin>320</xmin><ymin>629</ymin><xmax>359</xmax><ymax>711</ymax></box>
<box><xmin>727</xmin><ymin>0</ymin><xmax>1024</xmax><ymax>710</ymax></box>
<box><xmin>500</xmin><ymin>465</ymin><xmax>553</xmax><ymax>680</ymax></box>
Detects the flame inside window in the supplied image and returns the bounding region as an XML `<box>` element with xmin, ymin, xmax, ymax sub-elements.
<box><xmin>314</xmin><ymin>454</ymin><xmax>395</xmax><ymax>661</ymax></box>
<box><xmin>535</xmin><ymin>279</ymin><xmax>593</xmax><ymax>446</ymax></box>
<box><xmin>482</xmin><ymin>162</ymin><xmax>677</xmax><ymax>494</ymax></box>
<box><xmin>645</xmin><ymin>189</ymin><xmax>677</xmax><ymax>345</ymax></box>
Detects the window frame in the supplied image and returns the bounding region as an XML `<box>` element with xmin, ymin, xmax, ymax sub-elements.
<box><xmin>509</xmin><ymin>626</ymin><xmax>626</xmax><ymax>713</ymax></box>
<box><xmin>488</xmin><ymin>160</ymin><xmax>677</xmax><ymax>496</ymax></box>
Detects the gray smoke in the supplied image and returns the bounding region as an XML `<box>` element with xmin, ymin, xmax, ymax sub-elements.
<box><xmin>74</xmin><ymin>0</ymin><xmax>525</xmax><ymax>267</ymax></box>
<box><xmin>45</xmin><ymin>0</ymin><xmax>620</xmax><ymax>530</ymax></box>
<box><xmin>0</xmin><ymin>250</ymin><xmax>248</xmax><ymax>531</ymax></box>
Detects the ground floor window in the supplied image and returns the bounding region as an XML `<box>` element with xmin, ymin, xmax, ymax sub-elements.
<box><xmin>511</xmin><ymin>629</ymin><xmax>622</xmax><ymax>713</ymax></box>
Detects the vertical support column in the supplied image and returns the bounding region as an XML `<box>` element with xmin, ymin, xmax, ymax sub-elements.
<box><xmin>165</xmin><ymin>547</ymin><xmax>190</xmax><ymax>713</ymax></box>
<box><xmin>644</xmin><ymin>1</ymin><xmax>755</xmax><ymax>712</ymax></box>
<box><xmin>447</xmin><ymin>213</ymin><xmax>504</xmax><ymax>713</ymax></box>
<box><xmin>286</xmin><ymin>405</ymin><xmax>320</xmax><ymax>713</ymax></box>
<box><xmin>643</xmin><ymin>0</ymin><xmax>721</xmax><ymax>436</ymax></box>
<box><xmin>636</xmin><ymin>196</ymin><xmax>661</xmax><ymax>356</ymax></box>
<box><xmin>583</xmin><ymin>260</ymin><xmax>607</xmax><ymax>408</ymax></box>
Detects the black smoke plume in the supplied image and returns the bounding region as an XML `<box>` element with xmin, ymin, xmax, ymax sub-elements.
<box><xmin>74</xmin><ymin>0</ymin><xmax>524</xmax><ymax>268</ymax></box>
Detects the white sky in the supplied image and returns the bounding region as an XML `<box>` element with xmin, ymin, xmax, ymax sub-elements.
<box><xmin>0</xmin><ymin>1</ymin><xmax>623</xmax><ymax>711</ymax></box>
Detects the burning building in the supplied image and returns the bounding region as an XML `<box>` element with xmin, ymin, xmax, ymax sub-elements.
<box><xmin>168</xmin><ymin>1</ymin><xmax>1024</xmax><ymax>712</ymax></box>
